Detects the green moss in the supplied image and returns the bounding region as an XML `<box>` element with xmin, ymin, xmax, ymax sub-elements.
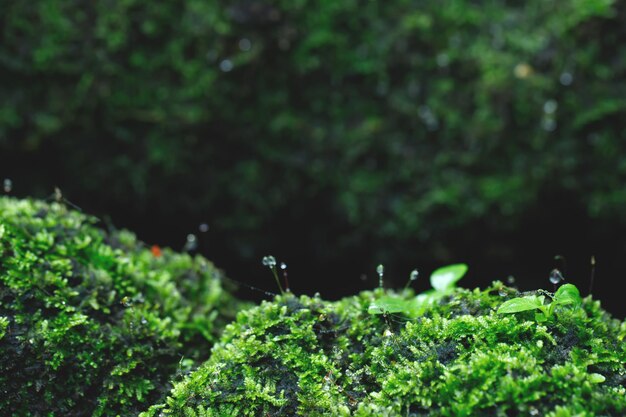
<box><xmin>0</xmin><ymin>197</ymin><xmax>243</xmax><ymax>416</ymax></box>
<box><xmin>143</xmin><ymin>285</ymin><xmax>626</xmax><ymax>416</ymax></box>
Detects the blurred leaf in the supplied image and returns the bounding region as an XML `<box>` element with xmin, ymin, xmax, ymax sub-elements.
<box><xmin>431</xmin><ymin>264</ymin><xmax>468</xmax><ymax>291</ymax></box>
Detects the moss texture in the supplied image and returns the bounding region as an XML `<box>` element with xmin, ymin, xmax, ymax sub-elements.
<box><xmin>0</xmin><ymin>197</ymin><xmax>242</xmax><ymax>416</ymax></box>
<box><xmin>143</xmin><ymin>285</ymin><xmax>626</xmax><ymax>417</ymax></box>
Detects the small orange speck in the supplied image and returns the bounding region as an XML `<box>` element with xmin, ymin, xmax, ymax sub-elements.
<box><xmin>151</xmin><ymin>245</ymin><xmax>162</xmax><ymax>258</ymax></box>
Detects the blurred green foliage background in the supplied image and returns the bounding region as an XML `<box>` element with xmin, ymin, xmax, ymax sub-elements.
<box><xmin>1</xmin><ymin>0</ymin><xmax>625</xmax><ymax>316</ymax></box>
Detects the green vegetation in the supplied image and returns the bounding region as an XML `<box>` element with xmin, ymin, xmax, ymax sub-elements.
<box><xmin>0</xmin><ymin>197</ymin><xmax>242</xmax><ymax>416</ymax></box>
<box><xmin>498</xmin><ymin>283</ymin><xmax>583</xmax><ymax>322</ymax></box>
<box><xmin>3</xmin><ymin>0</ymin><xmax>626</xmax><ymax>275</ymax></box>
<box><xmin>368</xmin><ymin>263</ymin><xmax>468</xmax><ymax>316</ymax></box>
<box><xmin>1</xmin><ymin>198</ymin><xmax>624</xmax><ymax>415</ymax></box>
<box><xmin>142</xmin><ymin>284</ymin><xmax>626</xmax><ymax>416</ymax></box>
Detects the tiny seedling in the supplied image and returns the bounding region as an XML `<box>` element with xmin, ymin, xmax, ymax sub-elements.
<box><xmin>497</xmin><ymin>283</ymin><xmax>582</xmax><ymax>322</ymax></box>
<box><xmin>368</xmin><ymin>263</ymin><xmax>468</xmax><ymax>316</ymax></box>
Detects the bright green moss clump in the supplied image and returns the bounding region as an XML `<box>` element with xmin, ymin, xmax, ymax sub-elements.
<box><xmin>144</xmin><ymin>285</ymin><xmax>626</xmax><ymax>417</ymax></box>
<box><xmin>0</xmin><ymin>197</ymin><xmax>242</xmax><ymax>416</ymax></box>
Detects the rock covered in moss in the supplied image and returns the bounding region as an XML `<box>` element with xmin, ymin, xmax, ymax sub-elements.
<box><xmin>143</xmin><ymin>285</ymin><xmax>626</xmax><ymax>417</ymax></box>
<box><xmin>0</xmin><ymin>197</ymin><xmax>242</xmax><ymax>416</ymax></box>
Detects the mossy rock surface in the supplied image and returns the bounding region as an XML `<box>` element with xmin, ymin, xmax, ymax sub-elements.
<box><xmin>143</xmin><ymin>285</ymin><xmax>626</xmax><ymax>417</ymax></box>
<box><xmin>0</xmin><ymin>197</ymin><xmax>242</xmax><ymax>416</ymax></box>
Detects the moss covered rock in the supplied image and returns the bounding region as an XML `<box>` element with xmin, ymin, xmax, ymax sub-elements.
<box><xmin>0</xmin><ymin>197</ymin><xmax>242</xmax><ymax>416</ymax></box>
<box><xmin>143</xmin><ymin>285</ymin><xmax>626</xmax><ymax>416</ymax></box>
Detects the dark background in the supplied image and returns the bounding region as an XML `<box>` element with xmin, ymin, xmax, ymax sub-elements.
<box><xmin>1</xmin><ymin>0</ymin><xmax>625</xmax><ymax>318</ymax></box>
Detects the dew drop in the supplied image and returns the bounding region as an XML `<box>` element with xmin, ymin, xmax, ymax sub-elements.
<box><xmin>506</xmin><ymin>275</ymin><xmax>516</xmax><ymax>285</ymax></box>
<box><xmin>262</xmin><ymin>255</ymin><xmax>276</xmax><ymax>267</ymax></box>
<box><xmin>559</xmin><ymin>72</ymin><xmax>573</xmax><ymax>86</ymax></box>
<box><xmin>198</xmin><ymin>223</ymin><xmax>209</xmax><ymax>233</ymax></box>
<box><xmin>238</xmin><ymin>38</ymin><xmax>252</xmax><ymax>52</ymax></box>
<box><xmin>436</xmin><ymin>53</ymin><xmax>450</xmax><ymax>67</ymax></box>
<box><xmin>3</xmin><ymin>178</ymin><xmax>12</xmax><ymax>193</ymax></box>
<box><xmin>543</xmin><ymin>99</ymin><xmax>558</xmax><ymax>114</ymax></box>
<box><xmin>376</xmin><ymin>264</ymin><xmax>384</xmax><ymax>288</ymax></box>
<box><xmin>498</xmin><ymin>289</ymin><xmax>507</xmax><ymax>297</ymax></box>
<box><xmin>141</xmin><ymin>317</ymin><xmax>148</xmax><ymax>325</ymax></box>
<box><xmin>549</xmin><ymin>269</ymin><xmax>564</xmax><ymax>285</ymax></box>
<box><xmin>219</xmin><ymin>59</ymin><xmax>233</xmax><ymax>72</ymax></box>
<box><xmin>184</xmin><ymin>234</ymin><xmax>198</xmax><ymax>251</ymax></box>
<box><xmin>383</xmin><ymin>328</ymin><xmax>393</xmax><ymax>337</ymax></box>
<box><xmin>410</xmin><ymin>269</ymin><xmax>419</xmax><ymax>281</ymax></box>
<box><xmin>280</xmin><ymin>262</ymin><xmax>287</xmax><ymax>270</ymax></box>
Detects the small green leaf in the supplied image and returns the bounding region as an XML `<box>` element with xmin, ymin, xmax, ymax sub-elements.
<box><xmin>589</xmin><ymin>373</ymin><xmax>606</xmax><ymax>383</ymax></box>
<box><xmin>409</xmin><ymin>291</ymin><xmax>440</xmax><ymax>316</ymax></box>
<box><xmin>368</xmin><ymin>296</ymin><xmax>412</xmax><ymax>315</ymax></box>
<box><xmin>430</xmin><ymin>263</ymin><xmax>468</xmax><ymax>291</ymax></box>
<box><xmin>553</xmin><ymin>283</ymin><xmax>582</xmax><ymax>307</ymax></box>
<box><xmin>497</xmin><ymin>295</ymin><xmax>544</xmax><ymax>314</ymax></box>
<box><xmin>0</xmin><ymin>223</ymin><xmax>5</xmax><ymax>239</ymax></box>
<box><xmin>535</xmin><ymin>312</ymin><xmax>548</xmax><ymax>322</ymax></box>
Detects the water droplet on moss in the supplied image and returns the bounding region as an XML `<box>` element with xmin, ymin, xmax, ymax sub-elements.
<box><xmin>3</xmin><ymin>179</ymin><xmax>12</xmax><ymax>193</ymax></box>
<box><xmin>560</xmin><ymin>72</ymin><xmax>573</xmax><ymax>86</ymax></box>
<box><xmin>219</xmin><ymin>59</ymin><xmax>233</xmax><ymax>72</ymax></box>
<box><xmin>377</xmin><ymin>264</ymin><xmax>384</xmax><ymax>288</ymax></box>
<box><xmin>543</xmin><ymin>99</ymin><xmax>558</xmax><ymax>114</ymax></box>
<box><xmin>238</xmin><ymin>38</ymin><xmax>252</xmax><ymax>51</ymax></box>
<box><xmin>184</xmin><ymin>234</ymin><xmax>198</xmax><ymax>251</ymax></box>
<box><xmin>262</xmin><ymin>255</ymin><xmax>276</xmax><ymax>267</ymax></box>
<box><xmin>549</xmin><ymin>269</ymin><xmax>564</xmax><ymax>284</ymax></box>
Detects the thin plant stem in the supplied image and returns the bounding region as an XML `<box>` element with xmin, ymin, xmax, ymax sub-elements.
<box><xmin>272</xmin><ymin>266</ymin><xmax>284</xmax><ymax>295</ymax></box>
